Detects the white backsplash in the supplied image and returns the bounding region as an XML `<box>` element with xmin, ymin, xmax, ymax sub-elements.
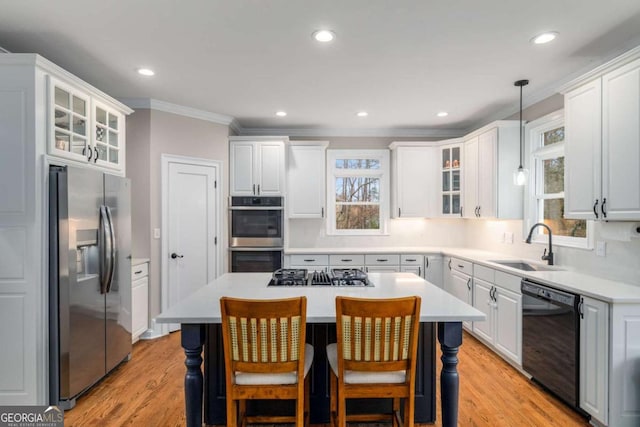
<box><xmin>287</xmin><ymin>217</ymin><xmax>467</xmax><ymax>249</ymax></box>
<box><xmin>464</xmin><ymin>220</ymin><xmax>640</xmax><ymax>285</ymax></box>
<box><xmin>287</xmin><ymin>217</ymin><xmax>640</xmax><ymax>286</ymax></box>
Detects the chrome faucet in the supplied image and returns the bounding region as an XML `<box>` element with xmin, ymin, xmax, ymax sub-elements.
<box><xmin>525</xmin><ymin>223</ymin><xmax>554</xmax><ymax>265</ymax></box>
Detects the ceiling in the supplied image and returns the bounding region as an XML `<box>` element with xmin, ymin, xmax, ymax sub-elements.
<box><xmin>2</xmin><ymin>0</ymin><xmax>640</xmax><ymax>136</ymax></box>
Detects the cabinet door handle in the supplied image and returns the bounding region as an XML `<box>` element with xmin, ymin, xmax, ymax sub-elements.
<box><xmin>418</xmin><ymin>266</ymin><xmax>421</xmax><ymax>276</ymax></box>
<box><xmin>253</xmin><ymin>184</ymin><xmax>256</xmax><ymax>195</ymax></box>
<box><xmin>601</xmin><ymin>198</ymin><xmax>607</xmax><ymax>219</ymax></box>
<box><xmin>134</xmin><ymin>270</ymin><xmax>143</xmax><ymax>274</ymax></box>
<box><xmin>466</xmin><ymin>278</ymin><xmax>471</xmax><ymax>290</ymax></box>
<box><xmin>94</xmin><ymin>147</ymin><xmax>99</xmax><ymax>163</ymax></box>
<box><xmin>321</xmin><ymin>207</ymin><xmax>324</xmax><ymax>217</ymax></box>
<box><xmin>448</xmin><ymin>259</ymin><xmax>452</xmax><ymax>270</ymax></box>
<box><xmin>425</xmin><ymin>258</ymin><xmax>429</xmax><ymax>268</ymax></box>
<box><xmin>87</xmin><ymin>146</ymin><xmax>93</xmax><ymax>161</ymax></box>
<box><xmin>593</xmin><ymin>199</ymin><xmax>599</xmax><ymax>219</ymax></box>
<box><xmin>477</xmin><ymin>206</ymin><xmax>481</xmax><ymax>217</ymax></box>
<box><xmin>257</xmin><ymin>184</ymin><xmax>260</xmax><ymax>195</ymax></box>
<box><xmin>579</xmin><ymin>297</ymin><xmax>584</xmax><ymax>319</ymax></box>
<box><xmin>460</xmin><ymin>206</ymin><xmax>463</xmax><ymax>217</ymax></box>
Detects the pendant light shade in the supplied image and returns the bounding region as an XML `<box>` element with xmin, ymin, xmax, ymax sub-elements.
<box><xmin>513</xmin><ymin>79</ymin><xmax>529</xmax><ymax>186</ymax></box>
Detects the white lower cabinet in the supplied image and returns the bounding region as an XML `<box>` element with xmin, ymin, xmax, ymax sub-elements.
<box><xmin>131</xmin><ymin>260</ymin><xmax>149</xmax><ymax>343</ymax></box>
<box><xmin>365</xmin><ymin>254</ymin><xmax>401</xmax><ymax>273</ymax></box>
<box><xmin>449</xmin><ymin>268</ymin><xmax>473</xmax><ymax>330</ymax></box>
<box><xmin>471</xmin><ymin>265</ymin><xmax>522</xmax><ymax>365</ymax></box>
<box><xmin>580</xmin><ymin>295</ymin><xmax>609</xmax><ymax>425</ymax></box>
<box><xmin>288</xmin><ymin>254</ymin><xmax>329</xmax><ymax>272</ymax></box>
<box><xmin>423</xmin><ymin>255</ymin><xmax>443</xmax><ymax>288</ymax></box>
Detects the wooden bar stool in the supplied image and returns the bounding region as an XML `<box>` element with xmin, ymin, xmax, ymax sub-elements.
<box><xmin>220</xmin><ymin>296</ymin><xmax>313</xmax><ymax>427</ymax></box>
<box><xmin>327</xmin><ymin>296</ymin><xmax>421</xmax><ymax>427</ymax></box>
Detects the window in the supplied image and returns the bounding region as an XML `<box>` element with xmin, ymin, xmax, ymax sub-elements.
<box><xmin>327</xmin><ymin>150</ymin><xmax>389</xmax><ymax>235</ymax></box>
<box><xmin>525</xmin><ymin>110</ymin><xmax>592</xmax><ymax>248</ymax></box>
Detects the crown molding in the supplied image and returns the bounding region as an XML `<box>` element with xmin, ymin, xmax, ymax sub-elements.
<box><xmin>118</xmin><ymin>98</ymin><xmax>235</xmax><ymax>126</ymax></box>
<box><xmin>233</xmin><ymin>126</ymin><xmax>467</xmax><ymax>138</ymax></box>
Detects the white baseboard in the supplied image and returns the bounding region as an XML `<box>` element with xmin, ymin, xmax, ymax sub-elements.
<box><xmin>139</xmin><ymin>318</ymin><xmax>169</xmax><ymax>340</ymax></box>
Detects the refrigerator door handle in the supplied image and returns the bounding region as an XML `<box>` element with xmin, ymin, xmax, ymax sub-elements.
<box><xmin>105</xmin><ymin>206</ymin><xmax>116</xmax><ymax>293</ymax></box>
<box><xmin>99</xmin><ymin>206</ymin><xmax>114</xmax><ymax>294</ymax></box>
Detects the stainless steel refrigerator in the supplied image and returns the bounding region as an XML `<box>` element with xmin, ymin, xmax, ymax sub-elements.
<box><xmin>48</xmin><ymin>165</ymin><xmax>132</xmax><ymax>409</ymax></box>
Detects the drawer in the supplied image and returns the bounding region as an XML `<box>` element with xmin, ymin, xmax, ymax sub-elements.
<box><xmin>451</xmin><ymin>258</ymin><xmax>472</xmax><ymax>274</ymax></box>
<box><xmin>289</xmin><ymin>254</ymin><xmax>329</xmax><ymax>266</ymax></box>
<box><xmin>329</xmin><ymin>254</ymin><xmax>365</xmax><ymax>267</ymax></box>
<box><xmin>495</xmin><ymin>271</ymin><xmax>522</xmax><ymax>294</ymax></box>
<box><xmin>131</xmin><ymin>262</ymin><xmax>149</xmax><ymax>280</ymax></box>
<box><xmin>474</xmin><ymin>264</ymin><xmax>495</xmax><ymax>283</ymax></box>
<box><xmin>365</xmin><ymin>254</ymin><xmax>400</xmax><ymax>265</ymax></box>
<box><xmin>401</xmin><ymin>254</ymin><xmax>424</xmax><ymax>266</ymax></box>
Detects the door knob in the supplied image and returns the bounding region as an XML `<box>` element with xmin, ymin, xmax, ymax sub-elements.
<box><xmin>171</xmin><ymin>253</ymin><xmax>184</xmax><ymax>259</ymax></box>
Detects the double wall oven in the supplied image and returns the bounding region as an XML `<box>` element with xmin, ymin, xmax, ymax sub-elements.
<box><xmin>229</xmin><ymin>196</ymin><xmax>283</xmax><ymax>272</ymax></box>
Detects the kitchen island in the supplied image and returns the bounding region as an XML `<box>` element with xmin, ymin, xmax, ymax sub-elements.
<box><xmin>156</xmin><ymin>272</ymin><xmax>485</xmax><ymax>427</ymax></box>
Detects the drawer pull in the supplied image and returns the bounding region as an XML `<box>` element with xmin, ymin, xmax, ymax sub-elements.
<box><xmin>376</xmin><ymin>259</ymin><xmax>388</xmax><ymax>262</ymax></box>
<box><xmin>457</xmin><ymin>264</ymin><xmax>464</xmax><ymax>269</ymax></box>
<box><xmin>405</xmin><ymin>258</ymin><xmax>416</xmax><ymax>262</ymax></box>
<box><xmin>134</xmin><ymin>270</ymin><xmax>143</xmax><ymax>274</ymax></box>
<box><xmin>303</xmin><ymin>259</ymin><xmax>315</xmax><ymax>262</ymax></box>
<box><xmin>341</xmin><ymin>259</ymin><xmax>353</xmax><ymax>262</ymax></box>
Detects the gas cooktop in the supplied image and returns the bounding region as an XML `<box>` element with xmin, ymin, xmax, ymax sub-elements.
<box><xmin>268</xmin><ymin>268</ymin><xmax>372</xmax><ymax>287</ymax></box>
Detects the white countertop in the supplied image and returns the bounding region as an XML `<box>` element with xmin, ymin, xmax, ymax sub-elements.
<box><xmin>286</xmin><ymin>247</ymin><xmax>640</xmax><ymax>303</ymax></box>
<box><xmin>156</xmin><ymin>272</ymin><xmax>486</xmax><ymax>324</ymax></box>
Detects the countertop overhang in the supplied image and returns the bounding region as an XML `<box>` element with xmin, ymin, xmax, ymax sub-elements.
<box><xmin>156</xmin><ymin>272</ymin><xmax>486</xmax><ymax>324</ymax></box>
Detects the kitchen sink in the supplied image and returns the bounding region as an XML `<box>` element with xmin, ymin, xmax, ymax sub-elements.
<box><xmin>489</xmin><ymin>260</ymin><xmax>560</xmax><ymax>272</ymax></box>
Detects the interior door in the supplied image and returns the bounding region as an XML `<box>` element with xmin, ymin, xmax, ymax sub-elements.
<box><xmin>167</xmin><ymin>161</ymin><xmax>219</xmax><ymax>332</ymax></box>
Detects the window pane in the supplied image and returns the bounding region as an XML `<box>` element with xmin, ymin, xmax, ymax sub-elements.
<box><xmin>543</xmin><ymin>157</ymin><xmax>564</xmax><ymax>194</ymax></box>
<box><xmin>543</xmin><ymin>126</ymin><xmax>564</xmax><ymax>146</ymax></box>
<box><xmin>335</xmin><ymin>159</ymin><xmax>380</xmax><ymax>169</ymax></box>
<box><xmin>442</xmin><ymin>171</ymin><xmax>450</xmax><ymax>191</ymax></box>
<box><xmin>542</xmin><ymin>198</ymin><xmax>587</xmax><ymax>238</ymax></box>
<box><xmin>335</xmin><ymin>177</ymin><xmax>380</xmax><ymax>202</ymax></box>
<box><xmin>336</xmin><ymin>205</ymin><xmax>380</xmax><ymax>229</ymax></box>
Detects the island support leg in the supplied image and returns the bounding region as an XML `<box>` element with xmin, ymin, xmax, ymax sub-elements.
<box><xmin>437</xmin><ymin>322</ymin><xmax>462</xmax><ymax>427</ymax></box>
<box><xmin>182</xmin><ymin>323</ymin><xmax>205</xmax><ymax>427</ymax></box>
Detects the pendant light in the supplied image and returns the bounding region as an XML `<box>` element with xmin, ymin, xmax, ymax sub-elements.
<box><xmin>513</xmin><ymin>79</ymin><xmax>529</xmax><ymax>186</ymax></box>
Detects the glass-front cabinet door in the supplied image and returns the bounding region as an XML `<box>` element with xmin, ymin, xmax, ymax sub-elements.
<box><xmin>441</xmin><ymin>144</ymin><xmax>462</xmax><ymax>216</ymax></box>
<box><xmin>92</xmin><ymin>99</ymin><xmax>124</xmax><ymax>170</ymax></box>
<box><xmin>49</xmin><ymin>77</ymin><xmax>91</xmax><ymax>162</ymax></box>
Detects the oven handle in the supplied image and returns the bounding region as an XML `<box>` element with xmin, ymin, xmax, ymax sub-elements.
<box><xmin>229</xmin><ymin>206</ymin><xmax>283</xmax><ymax>211</ymax></box>
<box><xmin>228</xmin><ymin>247</ymin><xmax>284</xmax><ymax>251</ymax></box>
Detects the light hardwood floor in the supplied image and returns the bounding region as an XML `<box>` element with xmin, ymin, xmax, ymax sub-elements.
<box><xmin>64</xmin><ymin>331</ymin><xmax>590</xmax><ymax>426</ymax></box>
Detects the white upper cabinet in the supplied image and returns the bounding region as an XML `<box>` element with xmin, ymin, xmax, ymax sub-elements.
<box><xmin>390</xmin><ymin>143</ymin><xmax>438</xmax><ymax>218</ymax></box>
<box><xmin>462</xmin><ymin>122</ymin><xmax>522</xmax><ymax>219</ymax></box>
<box><xmin>230</xmin><ymin>137</ymin><xmax>286</xmax><ymax>196</ymax></box>
<box><xmin>440</xmin><ymin>142</ymin><xmax>463</xmax><ymax>217</ymax></box>
<box><xmin>564</xmin><ymin>55</ymin><xmax>640</xmax><ymax>220</ymax></box>
<box><xmin>48</xmin><ymin>76</ymin><xmax>130</xmax><ymax>174</ymax></box>
<box><xmin>287</xmin><ymin>141</ymin><xmax>328</xmax><ymax>218</ymax></box>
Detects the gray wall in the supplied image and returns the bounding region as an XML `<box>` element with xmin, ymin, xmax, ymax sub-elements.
<box><xmin>126</xmin><ymin>109</ymin><xmax>230</xmax><ymax>319</ymax></box>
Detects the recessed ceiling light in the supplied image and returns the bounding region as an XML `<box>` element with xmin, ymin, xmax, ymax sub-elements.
<box><xmin>276</xmin><ymin>111</ymin><xmax>287</xmax><ymax>117</ymax></box>
<box><xmin>531</xmin><ymin>32</ymin><xmax>558</xmax><ymax>45</ymax></box>
<box><xmin>356</xmin><ymin>111</ymin><xmax>368</xmax><ymax>117</ymax></box>
<box><xmin>313</xmin><ymin>30</ymin><xmax>335</xmax><ymax>42</ymax></box>
<box><xmin>137</xmin><ymin>68</ymin><xmax>155</xmax><ymax>76</ymax></box>
<box><xmin>437</xmin><ymin>111</ymin><xmax>449</xmax><ymax>117</ymax></box>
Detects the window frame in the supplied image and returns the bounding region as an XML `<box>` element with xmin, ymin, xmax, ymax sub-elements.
<box><xmin>524</xmin><ymin>109</ymin><xmax>593</xmax><ymax>249</ymax></box>
<box><xmin>326</xmin><ymin>149</ymin><xmax>390</xmax><ymax>236</ymax></box>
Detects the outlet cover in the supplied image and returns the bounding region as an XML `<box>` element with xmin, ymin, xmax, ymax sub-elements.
<box><xmin>506</xmin><ymin>232</ymin><xmax>514</xmax><ymax>244</ymax></box>
<box><xmin>154</xmin><ymin>228</ymin><xmax>161</xmax><ymax>239</ymax></box>
<box><xmin>596</xmin><ymin>241</ymin><xmax>606</xmax><ymax>257</ymax></box>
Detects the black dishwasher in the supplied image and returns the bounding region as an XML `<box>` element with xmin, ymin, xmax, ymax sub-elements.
<box><xmin>521</xmin><ymin>279</ymin><xmax>580</xmax><ymax>410</ymax></box>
